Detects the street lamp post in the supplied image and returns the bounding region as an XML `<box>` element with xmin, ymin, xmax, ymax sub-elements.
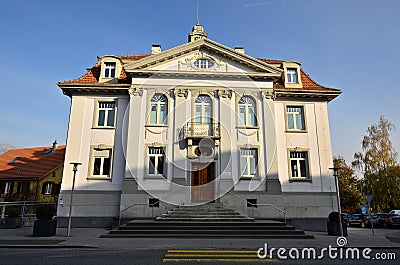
<box><xmin>330</xmin><ymin>166</ymin><xmax>343</xmax><ymax>237</ymax></box>
<box><xmin>67</xmin><ymin>162</ymin><xmax>81</xmax><ymax>237</ymax></box>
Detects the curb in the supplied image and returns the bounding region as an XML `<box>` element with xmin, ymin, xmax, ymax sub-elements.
<box><xmin>0</xmin><ymin>244</ymin><xmax>98</xmax><ymax>248</ymax></box>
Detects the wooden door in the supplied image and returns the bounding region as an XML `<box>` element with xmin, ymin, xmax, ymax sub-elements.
<box><xmin>191</xmin><ymin>163</ymin><xmax>215</xmax><ymax>201</ymax></box>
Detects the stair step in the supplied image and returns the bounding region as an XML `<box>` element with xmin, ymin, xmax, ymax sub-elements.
<box><xmin>109</xmin><ymin>229</ymin><xmax>304</xmax><ymax>235</ymax></box>
<box><xmin>156</xmin><ymin>217</ymin><xmax>254</xmax><ymax>221</ymax></box>
<box><xmin>118</xmin><ymin>225</ymin><xmax>295</xmax><ymax>231</ymax></box>
<box><xmin>101</xmin><ymin>234</ymin><xmax>314</xmax><ymax>239</ymax></box>
<box><xmin>125</xmin><ymin>221</ymin><xmax>285</xmax><ymax>226</ymax></box>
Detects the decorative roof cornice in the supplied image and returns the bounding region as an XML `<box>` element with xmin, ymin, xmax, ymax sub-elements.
<box><xmin>124</xmin><ymin>38</ymin><xmax>283</xmax><ymax>75</ymax></box>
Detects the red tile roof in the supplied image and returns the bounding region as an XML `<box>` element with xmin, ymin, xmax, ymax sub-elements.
<box><xmin>58</xmin><ymin>54</ymin><xmax>151</xmax><ymax>85</ymax></box>
<box><xmin>0</xmin><ymin>146</ymin><xmax>66</xmax><ymax>181</ymax></box>
<box><xmin>58</xmin><ymin>54</ymin><xmax>338</xmax><ymax>92</ymax></box>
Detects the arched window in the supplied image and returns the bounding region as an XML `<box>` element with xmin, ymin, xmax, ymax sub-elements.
<box><xmin>149</xmin><ymin>94</ymin><xmax>168</xmax><ymax>125</ymax></box>
<box><xmin>194</xmin><ymin>95</ymin><xmax>212</xmax><ymax>124</ymax></box>
<box><xmin>238</xmin><ymin>96</ymin><xmax>256</xmax><ymax>126</ymax></box>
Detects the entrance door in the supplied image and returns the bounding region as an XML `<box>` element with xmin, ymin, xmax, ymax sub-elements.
<box><xmin>191</xmin><ymin>163</ymin><xmax>215</xmax><ymax>202</ymax></box>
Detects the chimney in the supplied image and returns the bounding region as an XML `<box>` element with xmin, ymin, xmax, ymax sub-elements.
<box><xmin>52</xmin><ymin>140</ymin><xmax>58</xmax><ymax>153</ymax></box>
<box><xmin>235</xmin><ymin>47</ymin><xmax>245</xmax><ymax>54</ymax></box>
<box><xmin>151</xmin><ymin>44</ymin><xmax>161</xmax><ymax>54</ymax></box>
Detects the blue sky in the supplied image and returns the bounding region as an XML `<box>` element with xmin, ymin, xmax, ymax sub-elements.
<box><xmin>0</xmin><ymin>0</ymin><xmax>399</xmax><ymax>164</ymax></box>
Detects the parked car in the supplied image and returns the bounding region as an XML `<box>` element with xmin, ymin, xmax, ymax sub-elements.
<box><xmin>342</xmin><ymin>213</ymin><xmax>351</xmax><ymax>224</ymax></box>
<box><xmin>347</xmin><ymin>214</ymin><xmax>365</xmax><ymax>227</ymax></box>
<box><xmin>361</xmin><ymin>213</ymin><xmax>389</xmax><ymax>228</ymax></box>
<box><xmin>388</xmin><ymin>210</ymin><xmax>400</xmax><ymax>215</ymax></box>
<box><xmin>390</xmin><ymin>214</ymin><xmax>400</xmax><ymax>228</ymax></box>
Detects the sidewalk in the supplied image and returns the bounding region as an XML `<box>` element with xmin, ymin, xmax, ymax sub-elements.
<box><xmin>0</xmin><ymin>226</ymin><xmax>400</xmax><ymax>249</ymax></box>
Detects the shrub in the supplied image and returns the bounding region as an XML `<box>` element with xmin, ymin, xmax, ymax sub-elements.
<box><xmin>36</xmin><ymin>205</ymin><xmax>55</xmax><ymax>220</ymax></box>
<box><xmin>7</xmin><ymin>207</ymin><xmax>20</xmax><ymax>218</ymax></box>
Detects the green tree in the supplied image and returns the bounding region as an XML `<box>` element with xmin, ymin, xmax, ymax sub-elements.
<box><xmin>352</xmin><ymin>115</ymin><xmax>400</xmax><ymax>212</ymax></box>
<box><xmin>334</xmin><ymin>156</ymin><xmax>364</xmax><ymax>213</ymax></box>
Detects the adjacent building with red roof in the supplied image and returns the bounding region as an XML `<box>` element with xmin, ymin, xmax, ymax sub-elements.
<box><xmin>56</xmin><ymin>24</ymin><xmax>341</xmax><ymax>231</ymax></box>
<box><xmin>0</xmin><ymin>141</ymin><xmax>65</xmax><ymax>202</ymax></box>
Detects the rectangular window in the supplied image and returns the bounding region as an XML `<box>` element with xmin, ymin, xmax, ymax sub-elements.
<box><xmin>149</xmin><ymin>198</ymin><xmax>160</xmax><ymax>207</ymax></box>
<box><xmin>286</xmin><ymin>68</ymin><xmax>298</xmax><ymax>83</ymax></box>
<box><xmin>42</xmin><ymin>182</ymin><xmax>52</xmax><ymax>195</ymax></box>
<box><xmin>290</xmin><ymin>151</ymin><xmax>309</xmax><ymax>179</ymax></box>
<box><xmin>4</xmin><ymin>182</ymin><xmax>12</xmax><ymax>193</ymax></box>
<box><xmin>287</xmin><ymin>106</ymin><xmax>305</xmax><ymax>130</ymax></box>
<box><xmin>92</xmin><ymin>148</ymin><xmax>112</xmax><ymax>177</ymax></box>
<box><xmin>240</xmin><ymin>148</ymin><xmax>258</xmax><ymax>178</ymax></box>
<box><xmin>148</xmin><ymin>147</ymin><xmax>165</xmax><ymax>175</ymax></box>
<box><xmin>97</xmin><ymin>102</ymin><xmax>116</xmax><ymax>127</ymax></box>
<box><xmin>104</xmin><ymin>62</ymin><xmax>116</xmax><ymax>78</ymax></box>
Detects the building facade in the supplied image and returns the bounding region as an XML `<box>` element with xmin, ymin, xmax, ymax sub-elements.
<box><xmin>0</xmin><ymin>141</ymin><xmax>65</xmax><ymax>203</ymax></box>
<box><xmin>57</xmin><ymin>24</ymin><xmax>341</xmax><ymax>230</ymax></box>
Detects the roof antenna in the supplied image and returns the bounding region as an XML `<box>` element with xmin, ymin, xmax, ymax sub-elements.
<box><xmin>196</xmin><ymin>0</ymin><xmax>200</xmax><ymax>24</ymax></box>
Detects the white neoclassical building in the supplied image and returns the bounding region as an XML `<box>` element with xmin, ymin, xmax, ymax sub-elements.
<box><xmin>57</xmin><ymin>24</ymin><xmax>341</xmax><ymax>230</ymax></box>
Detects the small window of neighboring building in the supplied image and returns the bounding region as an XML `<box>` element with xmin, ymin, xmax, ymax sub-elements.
<box><xmin>240</xmin><ymin>148</ymin><xmax>258</xmax><ymax>178</ymax></box>
<box><xmin>238</xmin><ymin>96</ymin><xmax>257</xmax><ymax>126</ymax></box>
<box><xmin>286</xmin><ymin>106</ymin><xmax>305</xmax><ymax>131</ymax></box>
<box><xmin>4</xmin><ymin>182</ymin><xmax>12</xmax><ymax>193</ymax></box>
<box><xmin>97</xmin><ymin>101</ymin><xmax>116</xmax><ymax>127</ymax></box>
<box><xmin>104</xmin><ymin>62</ymin><xmax>116</xmax><ymax>78</ymax></box>
<box><xmin>148</xmin><ymin>147</ymin><xmax>165</xmax><ymax>176</ymax></box>
<box><xmin>42</xmin><ymin>182</ymin><xmax>52</xmax><ymax>195</ymax></box>
<box><xmin>92</xmin><ymin>148</ymin><xmax>112</xmax><ymax>177</ymax></box>
<box><xmin>289</xmin><ymin>151</ymin><xmax>310</xmax><ymax>179</ymax></box>
<box><xmin>286</xmin><ymin>68</ymin><xmax>298</xmax><ymax>83</ymax></box>
<box><xmin>149</xmin><ymin>94</ymin><xmax>168</xmax><ymax>125</ymax></box>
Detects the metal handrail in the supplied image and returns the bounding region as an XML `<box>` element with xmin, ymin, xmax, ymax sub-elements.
<box><xmin>227</xmin><ymin>191</ymin><xmax>286</xmax><ymax>223</ymax></box>
<box><xmin>119</xmin><ymin>203</ymin><xmax>159</xmax><ymax>227</ymax></box>
<box><xmin>118</xmin><ymin>183</ymin><xmax>192</xmax><ymax>226</ymax></box>
<box><xmin>0</xmin><ymin>201</ymin><xmax>57</xmax><ymax>227</ymax></box>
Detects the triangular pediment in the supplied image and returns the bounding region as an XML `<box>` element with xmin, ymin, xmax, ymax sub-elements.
<box><xmin>124</xmin><ymin>38</ymin><xmax>282</xmax><ymax>76</ymax></box>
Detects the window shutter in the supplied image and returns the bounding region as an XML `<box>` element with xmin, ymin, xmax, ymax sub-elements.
<box><xmin>41</xmin><ymin>183</ymin><xmax>46</xmax><ymax>195</ymax></box>
<box><xmin>10</xmin><ymin>182</ymin><xmax>14</xmax><ymax>194</ymax></box>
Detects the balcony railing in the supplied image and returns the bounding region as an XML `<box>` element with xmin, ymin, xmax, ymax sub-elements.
<box><xmin>179</xmin><ymin>122</ymin><xmax>220</xmax><ymax>139</ymax></box>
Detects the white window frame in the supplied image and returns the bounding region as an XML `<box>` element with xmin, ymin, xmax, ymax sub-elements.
<box><xmin>89</xmin><ymin>147</ymin><xmax>113</xmax><ymax>179</ymax></box>
<box><xmin>4</xmin><ymin>182</ymin><xmax>11</xmax><ymax>193</ymax></box>
<box><xmin>44</xmin><ymin>182</ymin><xmax>52</xmax><ymax>195</ymax></box>
<box><xmin>194</xmin><ymin>59</ymin><xmax>214</xmax><ymax>69</ymax></box>
<box><xmin>149</xmin><ymin>94</ymin><xmax>168</xmax><ymax>125</ymax></box>
<box><xmin>104</xmin><ymin>62</ymin><xmax>116</xmax><ymax>78</ymax></box>
<box><xmin>286</xmin><ymin>68</ymin><xmax>298</xmax><ymax>83</ymax></box>
<box><xmin>286</xmin><ymin>106</ymin><xmax>305</xmax><ymax>131</ymax></box>
<box><xmin>194</xmin><ymin>95</ymin><xmax>212</xmax><ymax>124</ymax></box>
<box><xmin>148</xmin><ymin>147</ymin><xmax>165</xmax><ymax>176</ymax></box>
<box><xmin>240</xmin><ymin>148</ymin><xmax>258</xmax><ymax>178</ymax></box>
<box><xmin>95</xmin><ymin>100</ymin><xmax>116</xmax><ymax>128</ymax></box>
<box><xmin>238</xmin><ymin>96</ymin><xmax>257</xmax><ymax>127</ymax></box>
<box><xmin>289</xmin><ymin>151</ymin><xmax>310</xmax><ymax>180</ymax></box>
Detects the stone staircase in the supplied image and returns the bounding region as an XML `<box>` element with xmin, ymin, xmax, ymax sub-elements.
<box><xmin>156</xmin><ymin>203</ymin><xmax>254</xmax><ymax>222</ymax></box>
<box><xmin>101</xmin><ymin>203</ymin><xmax>313</xmax><ymax>239</ymax></box>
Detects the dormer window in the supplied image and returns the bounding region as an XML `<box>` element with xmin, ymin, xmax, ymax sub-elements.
<box><xmin>286</xmin><ymin>68</ymin><xmax>298</xmax><ymax>83</ymax></box>
<box><xmin>104</xmin><ymin>62</ymin><xmax>116</xmax><ymax>78</ymax></box>
<box><xmin>194</xmin><ymin>59</ymin><xmax>214</xmax><ymax>69</ymax></box>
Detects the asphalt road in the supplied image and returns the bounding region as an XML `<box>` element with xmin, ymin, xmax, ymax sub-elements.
<box><xmin>0</xmin><ymin>248</ymin><xmax>399</xmax><ymax>265</ymax></box>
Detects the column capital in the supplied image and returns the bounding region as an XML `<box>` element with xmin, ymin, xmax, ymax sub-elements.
<box><xmin>173</xmin><ymin>88</ymin><xmax>189</xmax><ymax>98</ymax></box>
<box><xmin>218</xmin><ymin>89</ymin><xmax>233</xmax><ymax>99</ymax></box>
<box><xmin>262</xmin><ymin>89</ymin><xmax>275</xmax><ymax>100</ymax></box>
<box><xmin>129</xmin><ymin>87</ymin><xmax>143</xmax><ymax>97</ymax></box>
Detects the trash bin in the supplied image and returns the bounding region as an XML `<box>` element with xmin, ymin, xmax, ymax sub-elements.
<box><xmin>327</xmin><ymin>211</ymin><xmax>348</xmax><ymax>236</ymax></box>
